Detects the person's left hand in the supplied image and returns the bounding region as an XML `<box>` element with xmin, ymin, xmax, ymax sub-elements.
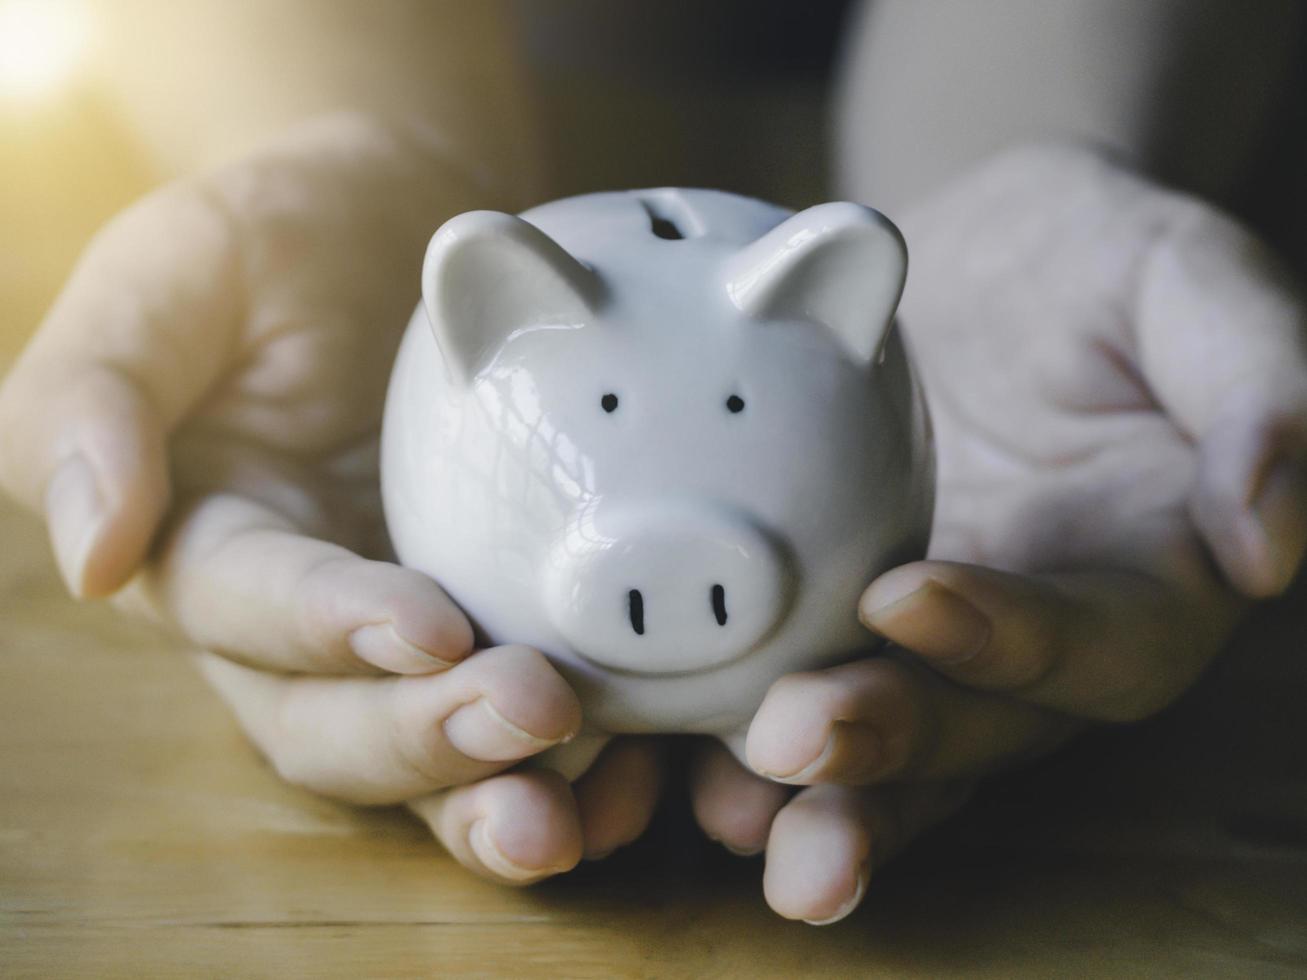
<box><xmin>689</xmin><ymin>143</ymin><xmax>1307</xmax><ymax>924</ymax></box>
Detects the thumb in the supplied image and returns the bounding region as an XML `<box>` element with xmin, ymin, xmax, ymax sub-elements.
<box><xmin>858</xmin><ymin>560</ymin><xmax>1240</xmax><ymax>723</ymax></box>
<box><xmin>0</xmin><ymin>185</ymin><xmax>239</xmax><ymax>596</ymax></box>
<box><xmin>1189</xmin><ymin>411</ymin><xmax>1307</xmax><ymax>600</ymax></box>
<box><xmin>0</xmin><ymin>363</ymin><xmax>168</xmax><ymax>597</ymax></box>
<box><xmin>1134</xmin><ymin>203</ymin><xmax>1307</xmax><ymax>597</ymax></box>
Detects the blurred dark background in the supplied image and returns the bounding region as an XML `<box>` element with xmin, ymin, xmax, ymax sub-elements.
<box><xmin>512</xmin><ymin>0</ymin><xmax>855</xmax><ymax>204</ymax></box>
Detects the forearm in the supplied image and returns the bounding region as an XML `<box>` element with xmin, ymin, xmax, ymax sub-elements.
<box><xmin>835</xmin><ymin>0</ymin><xmax>1304</xmax><ymax>212</ymax></box>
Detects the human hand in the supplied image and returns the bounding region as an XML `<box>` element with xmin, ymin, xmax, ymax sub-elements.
<box><xmin>692</xmin><ymin>143</ymin><xmax>1307</xmax><ymax>923</ymax></box>
<box><xmin>0</xmin><ymin>113</ymin><xmax>662</xmax><ymax>883</ymax></box>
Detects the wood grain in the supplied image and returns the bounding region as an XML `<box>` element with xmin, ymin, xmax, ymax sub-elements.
<box><xmin>2</xmin><ymin>494</ymin><xmax>1306</xmax><ymax>978</ymax></box>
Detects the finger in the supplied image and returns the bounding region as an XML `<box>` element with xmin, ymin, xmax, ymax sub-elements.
<box><xmin>860</xmin><ymin>560</ymin><xmax>1240</xmax><ymax>722</ymax></box>
<box><xmin>573</xmin><ymin>738</ymin><xmax>665</xmax><ymax>861</ymax></box>
<box><xmin>408</xmin><ymin>769</ymin><xmax>583</xmax><ymax>885</ymax></box>
<box><xmin>745</xmin><ymin>658</ymin><xmax>923</xmax><ymax>785</ymax></box>
<box><xmin>746</xmin><ymin>655</ymin><xmax>1068</xmax><ymax>784</ymax></box>
<box><xmin>689</xmin><ymin>739</ymin><xmax>790</xmax><ymax>856</ymax></box>
<box><xmin>0</xmin><ymin>185</ymin><xmax>240</xmax><ymax>597</ymax></box>
<box><xmin>196</xmin><ymin>643</ymin><xmax>581</xmax><ymax>804</ymax></box>
<box><xmin>763</xmin><ymin>781</ymin><xmax>971</xmax><ymax>925</ymax></box>
<box><xmin>1134</xmin><ymin>204</ymin><xmax>1307</xmax><ymax>597</ymax></box>
<box><xmin>141</xmin><ymin>494</ymin><xmax>472</xmax><ymax>674</ymax></box>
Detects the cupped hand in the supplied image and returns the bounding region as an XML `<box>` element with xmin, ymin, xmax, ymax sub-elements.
<box><xmin>695</xmin><ymin>143</ymin><xmax>1307</xmax><ymax>923</ymax></box>
<box><xmin>0</xmin><ymin>112</ymin><xmax>478</xmax><ymax>659</ymax></box>
<box><xmin>0</xmin><ymin>113</ymin><xmax>663</xmax><ymax>883</ymax></box>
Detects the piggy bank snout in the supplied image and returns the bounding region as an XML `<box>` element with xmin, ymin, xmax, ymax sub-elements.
<box><xmin>543</xmin><ymin>503</ymin><xmax>792</xmax><ymax>676</ymax></box>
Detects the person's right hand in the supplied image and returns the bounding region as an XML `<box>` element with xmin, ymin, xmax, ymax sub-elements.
<box><xmin>0</xmin><ymin>113</ymin><xmax>664</xmax><ymax>882</ymax></box>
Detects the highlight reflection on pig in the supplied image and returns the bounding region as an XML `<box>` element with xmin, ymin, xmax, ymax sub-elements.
<box><xmin>382</xmin><ymin>189</ymin><xmax>933</xmax><ymax>778</ymax></box>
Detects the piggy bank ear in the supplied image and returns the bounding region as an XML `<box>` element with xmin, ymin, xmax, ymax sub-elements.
<box><xmin>725</xmin><ymin>202</ymin><xmax>907</xmax><ymax>366</ymax></box>
<box><xmin>422</xmin><ymin>211</ymin><xmax>600</xmax><ymax>383</ymax></box>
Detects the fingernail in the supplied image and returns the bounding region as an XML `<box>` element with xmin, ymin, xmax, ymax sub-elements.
<box><xmin>860</xmin><ymin>579</ymin><xmax>990</xmax><ymax>664</ymax></box>
<box><xmin>759</xmin><ymin>732</ymin><xmax>837</xmax><ymax>785</ymax></box>
<box><xmin>1249</xmin><ymin>455</ymin><xmax>1307</xmax><ymax>593</ymax></box>
<box><xmin>44</xmin><ymin>455</ymin><xmax>104</xmax><ymax>598</ymax></box>
<box><xmin>444</xmin><ymin>699</ymin><xmax>565</xmax><ymax>762</ymax></box>
<box><xmin>722</xmin><ymin>841</ymin><xmax>764</xmax><ymax>858</ymax></box>
<box><xmin>759</xmin><ymin>725</ymin><xmax>885</xmax><ymax>785</ymax></box>
<box><xmin>584</xmin><ymin>845</ymin><xmax>617</xmax><ymax>862</ymax></box>
<box><xmin>349</xmin><ymin>622</ymin><xmax>455</xmax><ymax>674</ymax></box>
<box><xmin>803</xmin><ymin>867</ymin><xmax>869</xmax><ymax>926</ymax></box>
<box><xmin>469</xmin><ymin>819</ymin><xmax>552</xmax><ymax>882</ymax></box>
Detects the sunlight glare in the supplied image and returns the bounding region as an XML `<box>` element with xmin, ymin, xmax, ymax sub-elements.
<box><xmin>0</xmin><ymin>0</ymin><xmax>91</xmax><ymax>103</ymax></box>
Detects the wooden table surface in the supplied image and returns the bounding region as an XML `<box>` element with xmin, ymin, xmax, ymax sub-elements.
<box><xmin>3</xmin><ymin>498</ymin><xmax>1307</xmax><ymax>979</ymax></box>
<box><xmin>4</xmin><ymin>89</ymin><xmax>1307</xmax><ymax>980</ymax></box>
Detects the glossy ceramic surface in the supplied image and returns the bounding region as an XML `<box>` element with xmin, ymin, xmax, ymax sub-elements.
<box><xmin>382</xmin><ymin>188</ymin><xmax>934</xmax><ymax>777</ymax></box>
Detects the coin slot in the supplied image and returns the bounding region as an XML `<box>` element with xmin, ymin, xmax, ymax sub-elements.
<box><xmin>641</xmin><ymin>193</ymin><xmax>702</xmax><ymax>241</ymax></box>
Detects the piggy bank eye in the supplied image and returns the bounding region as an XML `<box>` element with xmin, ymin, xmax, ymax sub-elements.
<box><xmin>725</xmin><ymin>394</ymin><xmax>745</xmax><ymax>414</ymax></box>
<box><xmin>601</xmin><ymin>392</ymin><xmax>619</xmax><ymax>413</ymax></box>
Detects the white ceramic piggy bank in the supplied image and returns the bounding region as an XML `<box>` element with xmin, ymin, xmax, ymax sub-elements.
<box><xmin>382</xmin><ymin>188</ymin><xmax>933</xmax><ymax>778</ymax></box>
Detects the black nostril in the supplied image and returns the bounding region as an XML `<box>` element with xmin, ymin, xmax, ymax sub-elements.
<box><xmin>711</xmin><ymin>584</ymin><xmax>728</xmax><ymax>626</ymax></box>
<box><xmin>628</xmin><ymin>589</ymin><xmax>645</xmax><ymax>636</ymax></box>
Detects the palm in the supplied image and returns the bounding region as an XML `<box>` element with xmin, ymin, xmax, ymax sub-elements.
<box><xmin>173</xmin><ymin>259</ymin><xmax>402</xmax><ymax>560</ymax></box>
<box><xmin>166</xmin><ymin>129</ymin><xmax>476</xmax><ymax>559</ymax></box>
<box><xmin>898</xmin><ymin>149</ymin><xmax>1232</xmax><ymax>611</ymax></box>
